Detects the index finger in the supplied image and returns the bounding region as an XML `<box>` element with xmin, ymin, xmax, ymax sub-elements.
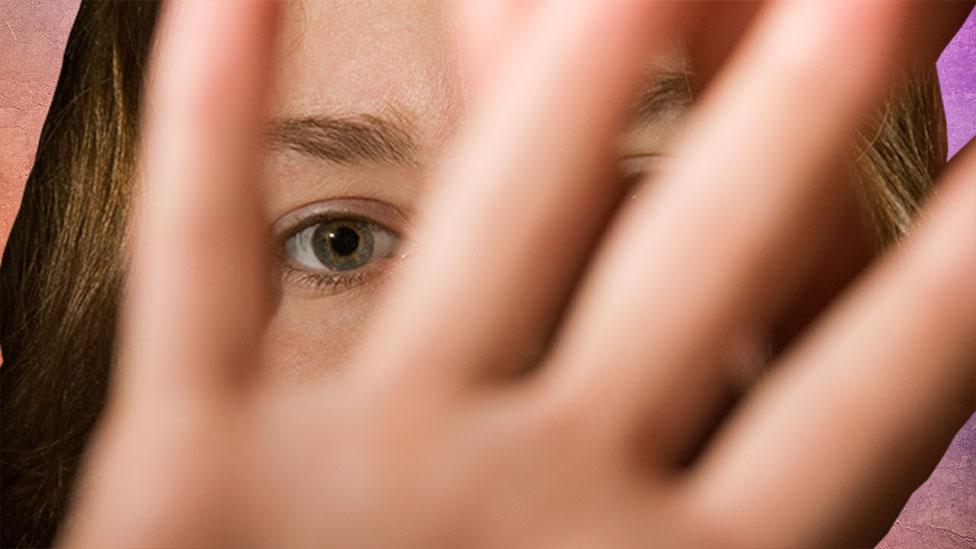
<box><xmin>116</xmin><ymin>1</ymin><xmax>279</xmax><ymax>406</ymax></box>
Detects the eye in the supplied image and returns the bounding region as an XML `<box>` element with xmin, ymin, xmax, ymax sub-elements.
<box><xmin>284</xmin><ymin>218</ymin><xmax>398</xmax><ymax>273</ymax></box>
<box><xmin>274</xmin><ymin>198</ymin><xmax>407</xmax><ymax>295</ymax></box>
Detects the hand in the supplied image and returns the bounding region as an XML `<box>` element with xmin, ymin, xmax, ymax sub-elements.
<box><xmin>63</xmin><ymin>2</ymin><xmax>975</xmax><ymax>546</ymax></box>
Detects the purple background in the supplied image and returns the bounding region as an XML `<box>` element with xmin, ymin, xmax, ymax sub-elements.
<box><xmin>0</xmin><ymin>3</ymin><xmax>973</xmax><ymax>547</ymax></box>
<box><xmin>940</xmin><ymin>9</ymin><xmax>976</xmax><ymax>160</ymax></box>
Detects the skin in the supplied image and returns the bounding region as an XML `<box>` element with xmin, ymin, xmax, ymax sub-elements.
<box><xmin>261</xmin><ymin>1</ymin><xmax>463</xmax><ymax>381</ymax></box>
<box><xmin>63</xmin><ymin>1</ymin><xmax>974</xmax><ymax>547</ymax></box>
<box><xmin>261</xmin><ymin>1</ymin><xmax>692</xmax><ymax>384</ymax></box>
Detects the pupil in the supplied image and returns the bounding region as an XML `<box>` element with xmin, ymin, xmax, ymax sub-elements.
<box><xmin>329</xmin><ymin>225</ymin><xmax>360</xmax><ymax>256</ymax></box>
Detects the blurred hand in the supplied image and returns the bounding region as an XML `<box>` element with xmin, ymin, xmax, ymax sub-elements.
<box><xmin>63</xmin><ymin>2</ymin><xmax>974</xmax><ymax>547</ymax></box>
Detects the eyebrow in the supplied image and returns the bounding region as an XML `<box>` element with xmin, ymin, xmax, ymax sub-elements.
<box><xmin>265</xmin><ymin>69</ymin><xmax>692</xmax><ymax>167</ymax></box>
<box><xmin>265</xmin><ymin>109</ymin><xmax>419</xmax><ymax>167</ymax></box>
<box><xmin>628</xmin><ymin>66</ymin><xmax>694</xmax><ymax>125</ymax></box>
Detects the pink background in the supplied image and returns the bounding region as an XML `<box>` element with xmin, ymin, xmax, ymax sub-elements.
<box><xmin>1</xmin><ymin>2</ymin><xmax>973</xmax><ymax>546</ymax></box>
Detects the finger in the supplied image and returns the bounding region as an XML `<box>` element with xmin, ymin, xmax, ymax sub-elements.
<box><xmin>684</xmin><ymin>1</ymin><xmax>763</xmax><ymax>92</ymax></box>
<box><xmin>682</xmin><ymin>0</ymin><xmax>972</xmax><ymax>90</ymax></box>
<box><xmin>545</xmin><ymin>1</ymin><xmax>918</xmax><ymax>462</ymax></box>
<box><xmin>455</xmin><ymin>0</ymin><xmax>538</xmax><ymax>93</ymax></box>
<box><xmin>117</xmin><ymin>1</ymin><xmax>279</xmax><ymax>405</ymax></box>
<box><xmin>685</xmin><ymin>141</ymin><xmax>976</xmax><ymax>547</ymax></box>
<box><xmin>356</xmin><ymin>2</ymin><xmax>695</xmax><ymax>389</ymax></box>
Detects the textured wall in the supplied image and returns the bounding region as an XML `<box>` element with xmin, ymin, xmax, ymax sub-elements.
<box><xmin>940</xmin><ymin>11</ymin><xmax>976</xmax><ymax>159</ymax></box>
<box><xmin>0</xmin><ymin>2</ymin><xmax>974</xmax><ymax>546</ymax></box>
<box><xmin>0</xmin><ymin>0</ymin><xmax>79</xmax><ymax>253</ymax></box>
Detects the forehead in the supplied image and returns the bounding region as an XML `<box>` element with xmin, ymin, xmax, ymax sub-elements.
<box><xmin>270</xmin><ymin>1</ymin><xmax>461</xmax><ymax>144</ymax></box>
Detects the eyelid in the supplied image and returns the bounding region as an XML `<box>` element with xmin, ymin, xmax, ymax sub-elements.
<box><xmin>272</xmin><ymin>197</ymin><xmax>411</xmax><ymax>239</ymax></box>
<box><xmin>617</xmin><ymin>153</ymin><xmax>665</xmax><ymax>180</ymax></box>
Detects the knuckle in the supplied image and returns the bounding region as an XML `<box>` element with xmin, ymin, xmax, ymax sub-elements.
<box><xmin>527</xmin><ymin>383</ymin><xmax>610</xmax><ymax>462</ymax></box>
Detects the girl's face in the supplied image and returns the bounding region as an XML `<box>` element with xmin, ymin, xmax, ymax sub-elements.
<box><xmin>261</xmin><ymin>1</ymin><xmax>691</xmax><ymax>384</ymax></box>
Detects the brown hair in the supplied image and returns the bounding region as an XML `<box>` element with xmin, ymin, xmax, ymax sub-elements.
<box><xmin>0</xmin><ymin>2</ymin><xmax>946</xmax><ymax>547</ymax></box>
<box><xmin>1</xmin><ymin>3</ymin><xmax>160</xmax><ymax>546</ymax></box>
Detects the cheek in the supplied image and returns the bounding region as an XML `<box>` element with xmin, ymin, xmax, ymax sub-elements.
<box><xmin>261</xmin><ymin>290</ymin><xmax>385</xmax><ymax>385</ymax></box>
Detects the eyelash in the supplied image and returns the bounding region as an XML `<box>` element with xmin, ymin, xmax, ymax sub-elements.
<box><xmin>279</xmin><ymin>263</ymin><xmax>372</xmax><ymax>294</ymax></box>
<box><xmin>618</xmin><ymin>154</ymin><xmax>663</xmax><ymax>199</ymax></box>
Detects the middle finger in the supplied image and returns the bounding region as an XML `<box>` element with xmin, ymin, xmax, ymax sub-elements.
<box><xmin>354</xmin><ymin>1</ymin><xmax>692</xmax><ymax>391</ymax></box>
